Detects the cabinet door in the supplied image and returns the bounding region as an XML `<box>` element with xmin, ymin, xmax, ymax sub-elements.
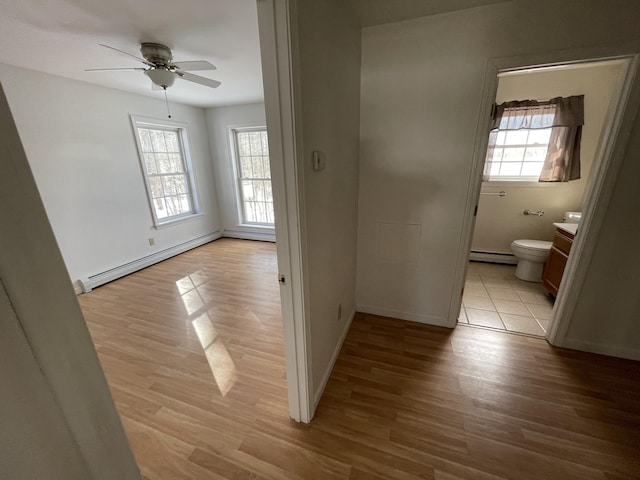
<box><xmin>542</xmin><ymin>246</ymin><xmax>568</xmax><ymax>296</ymax></box>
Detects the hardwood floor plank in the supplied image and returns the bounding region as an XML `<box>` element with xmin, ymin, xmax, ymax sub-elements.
<box><xmin>79</xmin><ymin>239</ymin><xmax>640</xmax><ymax>480</ymax></box>
<box><xmin>239</xmin><ymin>431</ymin><xmax>353</xmax><ymax>480</ymax></box>
<box><xmin>188</xmin><ymin>448</ymin><xmax>272</xmax><ymax>480</ymax></box>
<box><xmin>122</xmin><ymin>416</ymin><xmax>217</xmax><ymax>480</ymax></box>
<box><xmin>466</xmin><ymin>435</ymin><xmax>608</xmax><ymax>480</ymax></box>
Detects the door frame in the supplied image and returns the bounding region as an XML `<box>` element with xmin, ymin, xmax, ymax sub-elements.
<box><xmin>256</xmin><ymin>0</ymin><xmax>314</xmax><ymax>422</ymax></box>
<box><xmin>451</xmin><ymin>46</ymin><xmax>640</xmax><ymax>350</ymax></box>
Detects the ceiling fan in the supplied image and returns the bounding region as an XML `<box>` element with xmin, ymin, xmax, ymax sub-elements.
<box><xmin>85</xmin><ymin>42</ymin><xmax>221</xmax><ymax>90</ymax></box>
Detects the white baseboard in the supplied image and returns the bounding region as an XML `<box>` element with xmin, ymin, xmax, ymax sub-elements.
<box><xmin>76</xmin><ymin>231</ymin><xmax>222</xmax><ymax>293</ymax></box>
<box><xmin>222</xmin><ymin>228</ymin><xmax>276</xmax><ymax>242</ymax></box>
<box><xmin>470</xmin><ymin>251</ymin><xmax>517</xmax><ymax>265</ymax></box>
<box><xmin>313</xmin><ymin>308</ymin><xmax>356</xmax><ymax>410</ymax></box>
<box><xmin>561</xmin><ymin>338</ymin><xmax>640</xmax><ymax>361</ymax></box>
<box><xmin>356</xmin><ymin>304</ymin><xmax>449</xmax><ymax>327</ymax></box>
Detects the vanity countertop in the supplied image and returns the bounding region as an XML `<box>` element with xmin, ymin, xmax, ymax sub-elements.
<box><xmin>553</xmin><ymin>222</ymin><xmax>578</xmax><ymax>235</ymax></box>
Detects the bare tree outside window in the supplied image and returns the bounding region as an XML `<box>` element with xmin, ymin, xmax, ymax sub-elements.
<box><xmin>132</xmin><ymin>117</ymin><xmax>198</xmax><ymax>226</ymax></box>
<box><xmin>233</xmin><ymin>128</ymin><xmax>274</xmax><ymax>225</ymax></box>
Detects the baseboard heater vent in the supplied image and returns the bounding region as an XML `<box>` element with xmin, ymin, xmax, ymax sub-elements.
<box><xmin>78</xmin><ymin>231</ymin><xmax>222</xmax><ymax>293</ymax></box>
<box><xmin>470</xmin><ymin>250</ymin><xmax>517</xmax><ymax>265</ymax></box>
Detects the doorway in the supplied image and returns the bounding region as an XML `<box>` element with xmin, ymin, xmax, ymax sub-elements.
<box><xmin>457</xmin><ymin>56</ymin><xmax>638</xmax><ymax>339</ymax></box>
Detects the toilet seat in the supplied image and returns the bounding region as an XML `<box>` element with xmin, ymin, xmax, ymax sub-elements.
<box><xmin>512</xmin><ymin>239</ymin><xmax>552</xmax><ymax>252</ymax></box>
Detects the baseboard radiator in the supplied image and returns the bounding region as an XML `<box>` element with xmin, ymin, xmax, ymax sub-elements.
<box><xmin>469</xmin><ymin>250</ymin><xmax>517</xmax><ymax>265</ymax></box>
<box><xmin>222</xmin><ymin>228</ymin><xmax>276</xmax><ymax>242</ymax></box>
<box><xmin>77</xmin><ymin>231</ymin><xmax>222</xmax><ymax>293</ymax></box>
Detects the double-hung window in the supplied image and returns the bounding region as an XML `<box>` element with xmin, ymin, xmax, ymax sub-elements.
<box><xmin>484</xmin><ymin>103</ymin><xmax>556</xmax><ymax>182</ymax></box>
<box><xmin>132</xmin><ymin>116</ymin><xmax>199</xmax><ymax>226</ymax></box>
<box><xmin>231</xmin><ymin>128</ymin><xmax>274</xmax><ymax>226</ymax></box>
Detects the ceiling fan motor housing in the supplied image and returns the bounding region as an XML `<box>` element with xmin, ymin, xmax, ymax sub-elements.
<box><xmin>140</xmin><ymin>42</ymin><xmax>173</xmax><ymax>66</ymax></box>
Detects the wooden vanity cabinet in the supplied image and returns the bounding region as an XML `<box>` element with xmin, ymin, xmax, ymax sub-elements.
<box><xmin>542</xmin><ymin>228</ymin><xmax>574</xmax><ymax>297</ymax></box>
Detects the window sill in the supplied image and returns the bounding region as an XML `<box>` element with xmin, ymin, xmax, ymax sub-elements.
<box><xmin>482</xmin><ymin>180</ymin><xmax>559</xmax><ymax>188</ymax></box>
<box><xmin>153</xmin><ymin>213</ymin><xmax>203</xmax><ymax>229</ymax></box>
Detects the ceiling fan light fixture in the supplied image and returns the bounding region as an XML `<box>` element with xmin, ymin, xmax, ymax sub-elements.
<box><xmin>91</xmin><ymin>43</ymin><xmax>220</xmax><ymax>91</ymax></box>
<box><xmin>145</xmin><ymin>68</ymin><xmax>176</xmax><ymax>88</ymax></box>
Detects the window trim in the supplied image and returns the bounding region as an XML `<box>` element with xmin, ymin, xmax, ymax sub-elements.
<box><xmin>130</xmin><ymin>115</ymin><xmax>200</xmax><ymax>228</ymax></box>
<box><xmin>228</xmin><ymin>125</ymin><xmax>275</xmax><ymax>227</ymax></box>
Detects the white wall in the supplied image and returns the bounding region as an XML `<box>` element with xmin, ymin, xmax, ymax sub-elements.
<box><xmin>1</xmin><ymin>83</ymin><xmax>139</xmax><ymax>479</ymax></box>
<box><xmin>356</xmin><ymin>0</ymin><xmax>640</xmax><ymax>347</ymax></box>
<box><xmin>1</xmin><ymin>288</ymin><xmax>92</xmax><ymax>479</ymax></box>
<box><xmin>205</xmin><ymin>102</ymin><xmax>275</xmax><ymax>241</ymax></box>
<box><xmin>294</xmin><ymin>0</ymin><xmax>361</xmax><ymax>396</ymax></box>
<box><xmin>0</xmin><ymin>63</ymin><xmax>222</xmax><ymax>289</ymax></box>
<box><xmin>472</xmin><ymin>61</ymin><xmax>624</xmax><ymax>254</ymax></box>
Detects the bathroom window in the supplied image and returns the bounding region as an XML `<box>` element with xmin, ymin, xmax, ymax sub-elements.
<box><xmin>484</xmin><ymin>127</ymin><xmax>552</xmax><ymax>181</ymax></box>
<box><xmin>131</xmin><ymin>116</ymin><xmax>199</xmax><ymax>227</ymax></box>
<box><xmin>484</xmin><ymin>102</ymin><xmax>556</xmax><ymax>182</ymax></box>
<box><xmin>231</xmin><ymin>127</ymin><xmax>274</xmax><ymax>225</ymax></box>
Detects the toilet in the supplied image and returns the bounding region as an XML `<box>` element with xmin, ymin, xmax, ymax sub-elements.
<box><xmin>510</xmin><ymin>239</ymin><xmax>552</xmax><ymax>282</ymax></box>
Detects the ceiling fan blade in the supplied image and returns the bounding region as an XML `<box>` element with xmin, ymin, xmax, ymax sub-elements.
<box><xmin>85</xmin><ymin>67</ymin><xmax>146</xmax><ymax>72</ymax></box>
<box><xmin>99</xmin><ymin>43</ymin><xmax>154</xmax><ymax>67</ymax></box>
<box><xmin>178</xmin><ymin>72</ymin><xmax>221</xmax><ymax>88</ymax></box>
<box><xmin>172</xmin><ymin>60</ymin><xmax>217</xmax><ymax>71</ymax></box>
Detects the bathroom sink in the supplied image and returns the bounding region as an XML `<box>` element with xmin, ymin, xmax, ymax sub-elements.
<box><xmin>555</xmin><ymin>211</ymin><xmax>581</xmax><ymax>235</ymax></box>
<box><xmin>553</xmin><ymin>222</ymin><xmax>578</xmax><ymax>235</ymax></box>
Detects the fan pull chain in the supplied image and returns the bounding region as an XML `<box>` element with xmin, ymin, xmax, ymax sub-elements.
<box><xmin>163</xmin><ymin>87</ymin><xmax>172</xmax><ymax>119</ymax></box>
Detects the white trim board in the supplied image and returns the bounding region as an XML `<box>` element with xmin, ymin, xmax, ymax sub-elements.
<box><xmin>313</xmin><ymin>308</ymin><xmax>356</xmax><ymax>410</ymax></box>
<box><xmin>257</xmin><ymin>0</ymin><xmax>314</xmax><ymax>423</ymax></box>
<box><xmin>357</xmin><ymin>305</ymin><xmax>450</xmax><ymax>327</ymax></box>
<box><xmin>446</xmin><ymin>60</ymin><xmax>499</xmax><ymax>328</ymax></box>
<box><xmin>76</xmin><ymin>231</ymin><xmax>222</xmax><ymax>293</ymax></box>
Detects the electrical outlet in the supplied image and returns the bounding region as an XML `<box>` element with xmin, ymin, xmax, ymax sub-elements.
<box><xmin>337</xmin><ymin>303</ymin><xmax>342</xmax><ymax>320</ymax></box>
<box><xmin>148</xmin><ymin>237</ymin><xmax>155</xmax><ymax>246</ymax></box>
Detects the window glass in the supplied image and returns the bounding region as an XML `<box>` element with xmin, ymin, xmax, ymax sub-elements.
<box><xmin>133</xmin><ymin>120</ymin><xmax>198</xmax><ymax>225</ymax></box>
<box><xmin>233</xmin><ymin>129</ymin><xmax>275</xmax><ymax>226</ymax></box>
<box><xmin>485</xmin><ymin>127</ymin><xmax>553</xmax><ymax>181</ymax></box>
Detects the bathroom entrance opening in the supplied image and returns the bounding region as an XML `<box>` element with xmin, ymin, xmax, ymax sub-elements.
<box><xmin>452</xmin><ymin>54</ymin><xmax>639</xmax><ymax>344</ymax></box>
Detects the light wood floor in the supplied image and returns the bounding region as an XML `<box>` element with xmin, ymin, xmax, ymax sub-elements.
<box><xmin>79</xmin><ymin>238</ymin><xmax>640</xmax><ymax>480</ymax></box>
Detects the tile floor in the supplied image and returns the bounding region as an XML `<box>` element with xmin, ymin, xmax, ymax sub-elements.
<box><xmin>458</xmin><ymin>261</ymin><xmax>554</xmax><ymax>336</ymax></box>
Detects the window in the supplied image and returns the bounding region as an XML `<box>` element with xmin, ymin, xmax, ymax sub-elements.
<box><xmin>232</xmin><ymin>128</ymin><xmax>274</xmax><ymax>225</ymax></box>
<box><xmin>484</xmin><ymin>103</ymin><xmax>556</xmax><ymax>182</ymax></box>
<box><xmin>132</xmin><ymin>117</ymin><xmax>198</xmax><ymax>226</ymax></box>
<box><xmin>485</xmin><ymin>127</ymin><xmax>552</xmax><ymax>181</ymax></box>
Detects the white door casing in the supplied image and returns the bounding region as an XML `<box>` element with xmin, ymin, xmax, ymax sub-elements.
<box><xmin>256</xmin><ymin>0</ymin><xmax>314</xmax><ymax>423</ymax></box>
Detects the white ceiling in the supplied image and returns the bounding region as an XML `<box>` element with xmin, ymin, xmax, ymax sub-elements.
<box><xmin>0</xmin><ymin>0</ymin><xmax>265</xmax><ymax>108</ymax></box>
<box><xmin>0</xmin><ymin>0</ymin><xmax>515</xmax><ymax>109</ymax></box>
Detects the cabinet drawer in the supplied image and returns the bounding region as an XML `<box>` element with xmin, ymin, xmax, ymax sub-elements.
<box><xmin>553</xmin><ymin>230</ymin><xmax>573</xmax><ymax>255</ymax></box>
